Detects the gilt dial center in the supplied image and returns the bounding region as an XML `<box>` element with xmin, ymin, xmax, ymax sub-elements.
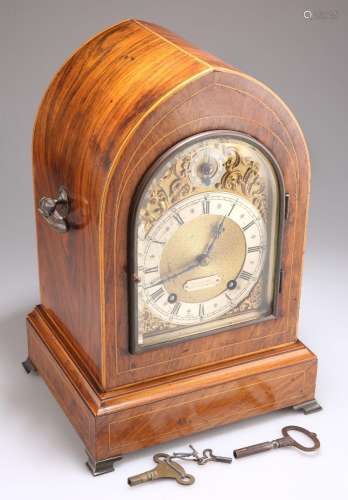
<box><xmin>197</xmin><ymin>254</ymin><xmax>210</xmax><ymax>266</ymax></box>
<box><xmin>160</xmin><ymin>213</ymin><xmax>246</xmax><ymax>304</ymax></box>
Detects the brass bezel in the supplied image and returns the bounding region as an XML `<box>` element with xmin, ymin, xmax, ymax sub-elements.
<box><xmin>128</xmin><ymin>130</ymin><xmax>285</xmax><ymax>354</ymax></box>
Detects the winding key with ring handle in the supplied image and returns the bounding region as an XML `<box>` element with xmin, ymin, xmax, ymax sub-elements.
<box><xmin>233</xmin><ymin>425</ymin><xmax>320</xmax><ymax>459</ymax></box>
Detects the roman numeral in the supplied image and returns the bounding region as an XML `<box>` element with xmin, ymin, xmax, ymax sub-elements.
<box><xmin>171</xmin><ymin>302</ymin><xmax>181</xmax><ymax>316</ymax></box>
<box><xmin>242</xmin><ymin>220</ymin><xmax>255</xmax><ymax>231</ymax></box>
<box><xmin>225</xmin><ymin>293</ymin><xmax>235</xmax><ymax>309</ymax></box>
<box><xmin>227</xmin><ymin>203</ymin><xmax>236</xmax><ymax>217</ymax></box>
<box><xmin>150</xmin><ymin>238</ymin><xmax>165</xmax><ymax>245</ymax></box>
<box><xmin>247</xmin><ymin>246</ymin><xmax>262</xmax><ymax>253</ymax></box>
<box><xmin>240</xmin><ymin>270</ymin><xmax>253</xmax><ymax>281</ymax></box>
<box><xmin>199</xmin><ymin>303</ymin><xmax>205</xmax><ymax>318</ymax></box>
<box><xmin>144</xmin><ymin>266</ymin><xmax>159</xmax><ymax>274</ymax></box>
<box><xmin>202</xmin><ymin>199</ymin><xmax>210</xmax><ymax>214</ymax></box>
<box><xmin>173</xmin><ymin>212</ymin><xmax>184</xmax><ymax>225</ymax></box>
<box><xmin>150</xmin><ymin>287</ymin><xmax>165</xmax><ymax>302</ymax></box>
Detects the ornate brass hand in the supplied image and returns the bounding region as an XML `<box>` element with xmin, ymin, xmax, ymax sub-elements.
<box><xmin>203</xmin><ymin>215</ymin><xmax>227</xmax><ymax>257</ymax></box>
<box><xmin>144</xmin><ymin>216</ymin><xmax>227</xmax><ymax>290</ymax></box>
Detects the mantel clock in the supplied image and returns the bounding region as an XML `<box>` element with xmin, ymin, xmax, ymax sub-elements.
<box><xmin>24</xmin><ymin>19</ymin><xmax>320</xmax><ymax>475</ymax></box>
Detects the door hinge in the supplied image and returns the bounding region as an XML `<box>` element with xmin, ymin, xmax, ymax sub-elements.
<box><xmin>279</xmin><ymin>268</ymin><xmax>283</xmax><ymax>294</ymax></box>
<box><xmin>285</xmin><ymin>193</ymin><xmax>290</xmax><ymax>220</ymax></box>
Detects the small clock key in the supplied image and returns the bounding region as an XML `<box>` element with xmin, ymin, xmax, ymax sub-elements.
<box><xmin>233</xmin><ymin>425</ymin><xmax>320</xmax><ymax>459</ymax></box>
<box><xmin>128</xmin><ymin>453</ymin><xmax>195</xmax><ymax>486</ymax></box>
<box><xmin>201</xmin><ymin>448</ymin><xmax>233</xmax><ymax>464</ymax></box>
<box><xmin>172</xmin><ymin>444</ymin><xmax>232</xmax><ymax>465</ymax></box>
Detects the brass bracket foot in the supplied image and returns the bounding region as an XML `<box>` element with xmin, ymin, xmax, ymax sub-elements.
<box><xmin>86</xmin><ymin>451</ymin><xmax>123</xmax><ymax>476</ymax></box>
<box><xmin>292</xmin><ymin>399</ymin><xmax>322</xmax><ymax>414</ymax></box>
<box><xmin>22</xmin><ymin>357</ymin><xmax>37</xmax><ymax>374</ymax></box>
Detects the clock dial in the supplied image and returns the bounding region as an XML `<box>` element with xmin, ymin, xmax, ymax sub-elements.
<box><xmin>132</xmin><ymin>132</ymin><xmax>281</xmax><ymax>350</ymax></box>
<box><xmin>141</xmin><ymin>192</ymin><xmax>265</xmax><ymax>325</ymax></box>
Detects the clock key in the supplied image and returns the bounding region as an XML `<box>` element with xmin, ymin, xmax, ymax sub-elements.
<box><xmin>172</xmin><ymin>444</ymin><xmax>232</xmax><ymax>465</ymax></box>
<box><xmin>128</xmin><ymin>453</ymin><xmax>194</xmax><ymax>486</ymax></box>
<box><xmin>201</xmin><ymin>448</ymin><xmax>233</xmax><ymax>464</ymax></box>
<box><xmin>233</xmin><ymin>425</ymin><xmax>320</xmax><ymax>459</ymax></box>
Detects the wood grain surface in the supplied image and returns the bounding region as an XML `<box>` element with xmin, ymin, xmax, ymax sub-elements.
<box><xmin>28</xmin><ymin>18</ymin><xmax>318</xmax><ymax>464</ymax></box>
<box><xmin>27</xmin><ymin>310</ymin><xmax>317</xmax><ymax>460</ymax></box>
<box><xmin>32</xmin><ymin>19</ymin><xmax>311</xmax><ymax>391</ymax></box>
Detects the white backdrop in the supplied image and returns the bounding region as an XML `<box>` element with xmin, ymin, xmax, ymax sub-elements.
<box><xmin>1</xmin><ymin>1</ymin><xmax>347</xmax><ymax>498</ymax></box>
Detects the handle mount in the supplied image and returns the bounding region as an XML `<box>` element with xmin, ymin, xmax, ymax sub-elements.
<box><xmin>38</xmin><ymin>186</ymin><xmax>70</xmax><ymax>233</ymax></box>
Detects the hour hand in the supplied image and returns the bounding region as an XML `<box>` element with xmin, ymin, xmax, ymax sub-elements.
<box><xmin>144</xmin><ymin>260</ymin><xmax>199</xmax><ymax>289</ymax></box>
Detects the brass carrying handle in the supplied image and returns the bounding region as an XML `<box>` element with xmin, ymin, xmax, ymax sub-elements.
<box><xmin>38</xmin><ymin>186</ymin><xmax>70</xmax><ymax>233</ymax></box>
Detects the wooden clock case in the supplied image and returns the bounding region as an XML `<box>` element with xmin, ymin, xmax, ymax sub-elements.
<box><xmin>24</xmin><ymin>19</ymin><xmax>320</xmax><ymax>475</ymax></box>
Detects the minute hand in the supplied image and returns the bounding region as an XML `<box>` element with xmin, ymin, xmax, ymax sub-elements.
<box><xmin>204</xmin><ymin>215</ymin><xmax>227</xmax><ymax>257</ymax></box>
<box><xmin>144</xmin><ymin>260</ymin><xmax>200</xmax><ymax>289</ymax></box>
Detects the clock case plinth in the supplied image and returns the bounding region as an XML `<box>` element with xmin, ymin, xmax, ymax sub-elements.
<box><xmin>26</xmin><ymin>19</ymin><xmax>319</xmax><ymax>471</ymax></box>
<box><xmin>26</xmin><ymin>306</ymin><xmax>318</xmax><ymax>471</ymax></box>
